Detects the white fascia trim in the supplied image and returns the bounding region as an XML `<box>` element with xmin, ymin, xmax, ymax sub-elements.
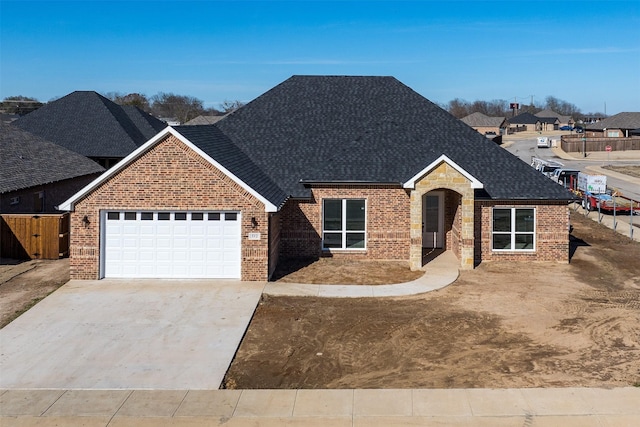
<box><xmin>57</xmin><ymin>127</ymin><xmax>278</xmax><ymax>212</ymax></box>
<box><xmin>402</xmin><ymin>154</ymin><xmax>484</xmax><ymax>190</ymax></box>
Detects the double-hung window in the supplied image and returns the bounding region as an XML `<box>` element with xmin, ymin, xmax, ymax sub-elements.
<box><xmin>322</xmin><ymin>199</ymin><xmax>366</xmax><ymax>250</ymax></box>
<box><xmin>492</xmin><ymin>208</ymin><xmax>535</xmax><ymax>251</ymax></box>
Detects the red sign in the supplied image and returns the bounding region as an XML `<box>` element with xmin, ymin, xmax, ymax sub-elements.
<box><xmin>605</xmin><ymin>145</ymin><xmax>612</xmax><ymax>152</ymax></box>
<box><xmin>510</xmin><ymin>103</ymin><xmax>519</xmax><ymax>109</ymax></box>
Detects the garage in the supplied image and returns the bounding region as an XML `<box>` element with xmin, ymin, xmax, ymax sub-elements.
<box><xmin>102</xmin><ymin>211</ymin><xmax>241</xmax><ymax>279</ymax></box>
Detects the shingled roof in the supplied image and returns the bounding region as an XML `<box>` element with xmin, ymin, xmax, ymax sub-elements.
<box><xmin>508</xmin><ymin>112</ymin><xmax>541</xmax><ymax>125</ymax></box>
<box><xmin>586</xmin><ymin>112</ymin><xmax>640</xmax><ymax>131</ymax></box>
<box><xmin>213</xmin><ymin>75</ymin><xmax>573</xmax><ymax>201</ymax></box>
<box><xmin>0</xmin><ymin>124</ymin><xmax>104</xmax><ymax>193</ymax></box>
<box><xmin>460</xmin><ymin>112</ymin><xmax>507</xmax><ymax>128</ymax></box>
<box><xmin>13</xmin><ymin>91</ymin><xmax>166</xmax><ymax>158</ymax></box>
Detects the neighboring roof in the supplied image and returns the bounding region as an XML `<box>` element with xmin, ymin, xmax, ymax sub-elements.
<box><xmin>13</xmin><ymin>91</ymin><xmax>166</xmax><ymax>158</ymax></box>
<box><xmin>586</xmin><ymin>112</ymin><xmax>640</xmax><ymax>130</ymax></box>
<box><xmin>58</xmin><ymin>127</ymin><xmax>285</xmax><ymax>212</ymax></box>
<box><xmin>185</xmin><ymin>115</ymin><xmax>227</xmax><ymax>125</ymax></box>
<box><xmin>535</xmin><ymin>109</ymin><xmax>572</xmax><ymax>123</ymax></box>
<box><xmin>215</xmin><ymin>75</ymin><xmax>574</xmax><ymax>201</ymax></box>
<box><xmin>460</xmin><ymin>112</ymin><xmax>507</xmax><ymax>128</ymax></box>
<box><xmin>0</xmin><ymin>124</ymin><xmax>104</xmax><ymax>193</ymax></box>
<box><xmin>508</xmin><ymin>112</ymin><xmax>541</xmax><ymax>125</ymax></box>
<box><xmin>538</xmin><ymin>117</ymin><xmax>560</xmax><ymax>124</ymax></box>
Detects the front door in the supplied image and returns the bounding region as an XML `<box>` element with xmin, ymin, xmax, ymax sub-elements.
<box><xmin>422</xmin><ymin>191</ymin><xmax>444</xmax><ymax>249</ymax></box>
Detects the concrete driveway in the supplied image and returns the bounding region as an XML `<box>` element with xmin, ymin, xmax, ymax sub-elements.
<box><xmin>0</xmin><ymin>279</ymin><xmax>265</xmax><ymax>390</ymax></box>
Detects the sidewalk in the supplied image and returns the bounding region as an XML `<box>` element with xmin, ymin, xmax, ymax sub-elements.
<box><xmin>2</xmin><ymin>387</ymin><xmax>638</xmax><ymax>426</ymax></box>
<box><xmin>264</xmin><ymin>250</ymin><xmax>459</xmax><ymax>298</ymax></box>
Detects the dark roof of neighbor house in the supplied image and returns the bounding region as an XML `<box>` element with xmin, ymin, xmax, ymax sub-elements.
<box><xmin>13</xmin><ymin>91</ymin><xmax>166</xmax><ymax>158</ymax></box>
<box><xmin>538</xmin><ymin>117</ymin><xmax>560</xmax><ymax>124</ymax></box>
<box><xmin>172</xmin><ymin>125</ymin><xmax>288</xmax><ymax>208</ymax></box>
<box><xmin>0</xmin><ymin>124</ymin><xmax>105</xmax><ymax>193</ymax></box>
<box><xmin>210</xmin><ymin>75</ymin><xmax>573</xmax><ymax>201</ymax></box>
<box><xmin>586</xmin><ymin>112</ymin><xmax>640</xmax><ymax>130</ymax></box>
<box><xmin>460</xmin><ymin>112</ymin><xmax>507</xmax><ymax>128</ymax></box>
<box><xmin>535</xmin><ymin>109</ymin><xmax>573</xmax><ymax>123</ymax></box>
<box><xmin>508</xmin><ymin>112</ymin><xmax>541</xmax><ymax>125</ymax></box>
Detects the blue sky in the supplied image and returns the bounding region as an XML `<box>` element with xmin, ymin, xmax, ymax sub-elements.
<box><xmin>1</xmin><ymin>0</ymin><xmax>639</xmax><ymax>114</ymax></box>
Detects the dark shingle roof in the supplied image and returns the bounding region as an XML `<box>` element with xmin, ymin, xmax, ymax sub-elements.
<box><xmin>1</xmin><ymin>124</ymin><xmax>105</xmax><ymax>193</ymax></box>
<box><xmin>508</xmin><ymin>112</ymin><xmax>541</xmax><ymax>125</ymax></box>
<box><xmin>13</xmin><ymin>91</ymin><xmax>166</xmax><ymax>158</ymax></box>
<box><xmin>184</xmin><ymin>115</ymin><xmax>227</xmax><ymax>125</ymax></box>
<box><xmin>172</xmin><ymin>125</ymin><xmax>288</xmax><ymax>208</ymax></box>
<box><xmin>213</xmin><ymin>75</ymin><xmax>573</xmax><ymax>201</ymax></box>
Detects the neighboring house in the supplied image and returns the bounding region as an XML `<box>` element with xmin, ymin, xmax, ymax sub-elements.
<box><xmin>537</xmin><ymin>116</ymin><xmax>560</xmax><ymax>131</ymax></box>
<box><xmin>535</xmin><ymin>109</ymin><xmax>574</xmax><ymax>128</ymax></box>
<box><xmin>13</xmin><ymin>91</ymin><xmax>167</xmax><ymax>169</ymax></box>
<box><xmin>59</xmin><ymin>76</ymin><xmax>575</xmax><ymax>282</ymax></box>
<box><xmin>1</xmin><ymin>124</ymin><xmax>105</xmax><ymax>214</ymax></box>
<box><xmin>185</xmin><ymin>115</ymin><xmax>227</xmax><ymax>125</ymax></box>
<box><xmin>585</xmin><ymin>112</ymin><xmax>640</xmax><ymax>138</ymax></box>
<box><xmin>508</xmin><ymin>112</ymin><xmax>541</xmax><ymax>132</ymax></box>
<box><xmin>460</xmin><ymin>112</ymin><xmax>509</xmax><ymax>136</ymax></box>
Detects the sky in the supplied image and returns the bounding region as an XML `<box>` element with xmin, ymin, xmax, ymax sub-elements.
<box><xmin>1</xmin><ymin>0</ymin><xmax>639</xmax><ymax>115</ymax></box>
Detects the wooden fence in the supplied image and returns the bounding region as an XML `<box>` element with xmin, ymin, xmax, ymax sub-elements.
<box><xmin>0</xmin><ymin>213</ymin><xmax>70</xmax><ymax>260</ymax></box>
<box><xmin>561</xmin><ymin>135</ymin><xmax>640</xmax><ymax>153</ymax></box>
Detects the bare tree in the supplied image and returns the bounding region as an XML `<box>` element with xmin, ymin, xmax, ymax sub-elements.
<box><xmin>151</xmin><ymin>93</ymin><xmax>205</xmax><ymax>123</ymax></box>
<box><xmin>219</xmin><ymin>99</ymin><xmax>245</xmax><ymax>113</ymax></box>
<box><xmin>1</xmin><ymin>96</ymin><xmax>43</xmax><ymax>115</ymax></box>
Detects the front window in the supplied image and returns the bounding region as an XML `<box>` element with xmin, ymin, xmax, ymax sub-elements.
<box><xmin>322</xmin><ymin>199</ymin><xmax>366</xmax><ymax>250</ymax></box>
<box><xmin>492</xmin><ymin>208</ymin><xmax>535</xmax><ymax>251</ymax></box>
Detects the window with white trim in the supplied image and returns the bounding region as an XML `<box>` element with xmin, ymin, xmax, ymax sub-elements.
<box><xmin>322</xmin><ymin>199</ymin><xmax>366</xmax><ymax>250</ymax></box>
<box><xmin>492</xmin><ymin>208</ymin><xmax>535</xmax><ymax>251</ymax></box>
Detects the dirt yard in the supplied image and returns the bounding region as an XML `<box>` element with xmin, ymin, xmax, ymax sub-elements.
<box><xmin>0</xmin><ymin>258</ymin><xmax>69</xmax><ymax>328</ymax></box>
<box><xmin>224</xmin><ymin>212</ymin><xmax>640</xmax><ymax>389</ymax></box>
<box><xmin>603</xmin><ymin>165</ymin><xmax>640</xmax><ymax>179</ymax></box>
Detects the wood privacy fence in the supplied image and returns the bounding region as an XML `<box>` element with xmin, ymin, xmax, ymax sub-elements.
<box><xmin>561</xmin><ymin>135</ymin><xmax>640</xmax><ymax>153</ymax></box>
<box><xmin>0</xmin><ymin>213</ymin><xmax>70</xmax><ymax>260</ymax></box>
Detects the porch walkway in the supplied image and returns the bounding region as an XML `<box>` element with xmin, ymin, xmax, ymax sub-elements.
<box><xmin>263</xmin><ymin>250</ymin><xmax>459</xmax><ymax>298</ymax></box>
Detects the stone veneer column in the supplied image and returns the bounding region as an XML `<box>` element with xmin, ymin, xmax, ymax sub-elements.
<box><xmin>409</xmin><ymin>162</ymin><xmax>475</xmax><ymax>271</ymax></box>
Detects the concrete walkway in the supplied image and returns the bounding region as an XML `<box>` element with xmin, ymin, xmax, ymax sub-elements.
<box><xmin>2</xmin><ymin>387</ymin><xmax>638</xmax><ymax>426</ymax></box>
<box><xmin>264</xmin><ymin>250</ymin><xmax>460</xmax><ymax>298</ymax></box>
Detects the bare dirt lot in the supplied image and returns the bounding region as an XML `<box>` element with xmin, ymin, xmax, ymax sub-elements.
<box><xmin>0</xmin><ymin>258</ymin><xmax>69</xmax><ymax>328</ymax></box>
<box><xmin>603</xmin><ymin>165</ymin><xmax>640</xmax><ymax>179</ymax></box>
<box><xmin>224</xmin><ymin>212</ymin><xmax>640</xmax><ymax>389</ymax></box>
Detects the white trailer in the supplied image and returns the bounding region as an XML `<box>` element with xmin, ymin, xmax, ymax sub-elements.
<box><xmin>577</xmin><ymin>172</ymin><xmax>607</xmax><ymax>194</ymax></box>
<box><xmin>537</xmin><ymin>137</ymin><xmax>550</xmax><ymax>148</ymax></box>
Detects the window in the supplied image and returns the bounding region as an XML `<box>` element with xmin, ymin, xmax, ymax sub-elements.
<box><xmin>124</xmin><ymin>212</ymin><xmax>136</xmax><ymax>220</ymax></box>
<box><xmin>322</xmin><ymin>199</ymin><xmax>366</xmax><ymax>250</ymax></box>
<box><xmin>492</xmin><ymin>208</ymin><xmax>535</xmax><ymax>251</ymax></box>
<box><xmin>107</xmin><ymin>212</ymin><xmax>119</xmax><ymax>220</ymax></box>
<box><xmin>191</xmin><ymin>213</ymin><xmax>204</xmax><ymax>220</ymax></box>
<box><xmin>225</xmin><ymin>213</ymin><xmax>237</xmax><ymax>221</ymax></box>
<box><xmin>141</xmin><ymin>212</ymin><xmax>154</xmax><ymax>220</ymax></box>
<box><xmin>158</xmin><ymin>212</ymin><xmax>170</xmax><ymax>220</ymax></box>
<box><xmin>208</xmin><ymin>213</ymin><xmax>220</xmax><ymax>221</ymax></box>
<box><xmin>175</xmin><ymin>212</ymin><xmax>187</xmax><ymax>221</ymax></box>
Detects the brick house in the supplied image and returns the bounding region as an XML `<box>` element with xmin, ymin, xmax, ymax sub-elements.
<box><xmin>59</xmin><ymin>76</ymin><xmax>575</xmax><ymax>281</ymax></box>
<box><xmin>1</xmin><ymin>124</ymin><xmax>104</xmax><ymax>214</ymax></box>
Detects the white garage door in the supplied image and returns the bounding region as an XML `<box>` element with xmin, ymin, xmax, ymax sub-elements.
<box><xmin>102</xmin><ymin>211</ymin><xmax>241</xmax><ymax>279</ymax></box>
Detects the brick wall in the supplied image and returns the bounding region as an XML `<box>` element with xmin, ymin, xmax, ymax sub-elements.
<box><xmin>279</xmin><ymin>185</ymin><xmax>411</xmax><ymax>262</ymax></box>
<box><xmin>474</xmin><ymin>200</ymin><xmax>570</xmax><ymax>264</ymax></box>
<box><xmin>69</xmin><ymin>135</ymin><xmax>269</xmax><ymax>281</ymax></box>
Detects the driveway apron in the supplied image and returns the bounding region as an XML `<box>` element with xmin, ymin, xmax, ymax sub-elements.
<box><xmin>0</xmin><ymin>279</ymin><xmax>265</xmax><ymax>390</ymax></box>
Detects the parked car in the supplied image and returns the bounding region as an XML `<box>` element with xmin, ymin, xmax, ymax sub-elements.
<box><xmin>559</xmin><ymin>125</ymin><xmax>573</xmax><ymax>131</ymax></box>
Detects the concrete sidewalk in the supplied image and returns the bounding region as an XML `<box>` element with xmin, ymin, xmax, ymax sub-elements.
<box><xmin>2</xmin><ymin>387</ymin><xmax>638</xmax><ymax>426</ymax></box>
<box><xmin>264</xmin><ymin>250</ymin><xmax>459</xmax><ymax>298</ymax></box>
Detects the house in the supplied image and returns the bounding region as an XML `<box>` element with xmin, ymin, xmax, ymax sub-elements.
<box><xmin>13</xmin><ymin>91</ymin><xmax>167</xmax><ymax>169</ymax></box>
<box><xmin>59</xmin><ymin>76</ymin><xmax>575</xmax><ymax>281</ymax></box>
<box><xmin>585</xmin><ymin>112</ymin><xmax>640</xmax><ymax>138</ymax></box>
<box><xmin>508</xmin><ymin>112</ymin><xmax>540</xmax><ymax>132</ymax></box>
<box><xmin>1</xmin><ymin>124</ymin><xmax>105</xmax><ymax>214</ymax></box>
<box><xmin>535</xmin><ymin>109</ymin><xmax>574</xmax><ymax>128</ymax></box>
<box><xmin>460</xmin><ymin>112</ymin><xmax>509</xmax><ymax>136</ymax></box>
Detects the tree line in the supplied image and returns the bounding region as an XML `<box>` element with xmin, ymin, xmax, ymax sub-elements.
<box><xmin>3</xmin><ymin>92</ymin><xmax>599</xmax><ymax>122</ymax></box>
<box><xmin>0</xmin><ymin>93</ymin><xmax>244</xmax><ymax>124</ymax></box>
<box><xmin>444</xmin><ymin>95</ymin><xmax>588</xmax><ymax>119</ymax></box>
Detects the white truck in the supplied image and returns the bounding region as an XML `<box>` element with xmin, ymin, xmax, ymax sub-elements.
<box><xmin>537</xmin><ymin>136</ymin><xmax>550</xmax><ymax>148</ymax></box>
